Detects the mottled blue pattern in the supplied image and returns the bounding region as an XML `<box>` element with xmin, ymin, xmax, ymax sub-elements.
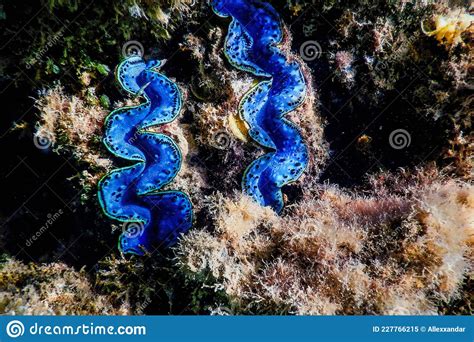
<box><xmin>212</xmin><ymin>0</ymin><xmax>309</xmax><ymax>213</ymax></box>
<box><xmin>98</xmin><ymin>56</ymin><xmax>192</xmax><ymax>255</ymax></box>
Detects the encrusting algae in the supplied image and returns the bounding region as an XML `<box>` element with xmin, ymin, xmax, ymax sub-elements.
<box><xmin>177</xmin><ymin>174</ymin><xmax>474</xmax><ymax>315</ymax></box>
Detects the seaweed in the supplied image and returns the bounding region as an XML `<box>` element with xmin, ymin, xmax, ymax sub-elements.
<box><xmin>98</xmin><ymin>56</ymin><xmax>192</xmax><ymax>255</ymax></box>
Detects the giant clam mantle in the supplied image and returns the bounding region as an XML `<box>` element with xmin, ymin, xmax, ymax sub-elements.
<box><xmin>212</xmin><ymin>0</ymin><xmax>309</xmax><ymax>213</ymax></box>
<box><xmin>98</xmin><ymin>56</ymin><xmax>192</xmax><ymax>255</ymax></box>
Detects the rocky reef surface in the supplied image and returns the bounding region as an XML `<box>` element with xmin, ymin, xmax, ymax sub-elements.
<box><xmin>0</xmin><ymin>0</ymin><xmax>472</xmax><ymax>315</ymax></box>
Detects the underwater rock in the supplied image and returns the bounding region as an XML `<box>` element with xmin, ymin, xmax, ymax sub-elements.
<box><xmin>0</xmin><ymin>258</ymin><xmax>129</xmax><ymax>315</ymax></box>
<box><xmin>98</xmin><ymin>56</ymin><xmax>192</xmax><ymax>255</ymax></box>
<box><xmin>177</xmin><ymin>170</ymin><xmax>474</xmax><ymax>315</ymax></box>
